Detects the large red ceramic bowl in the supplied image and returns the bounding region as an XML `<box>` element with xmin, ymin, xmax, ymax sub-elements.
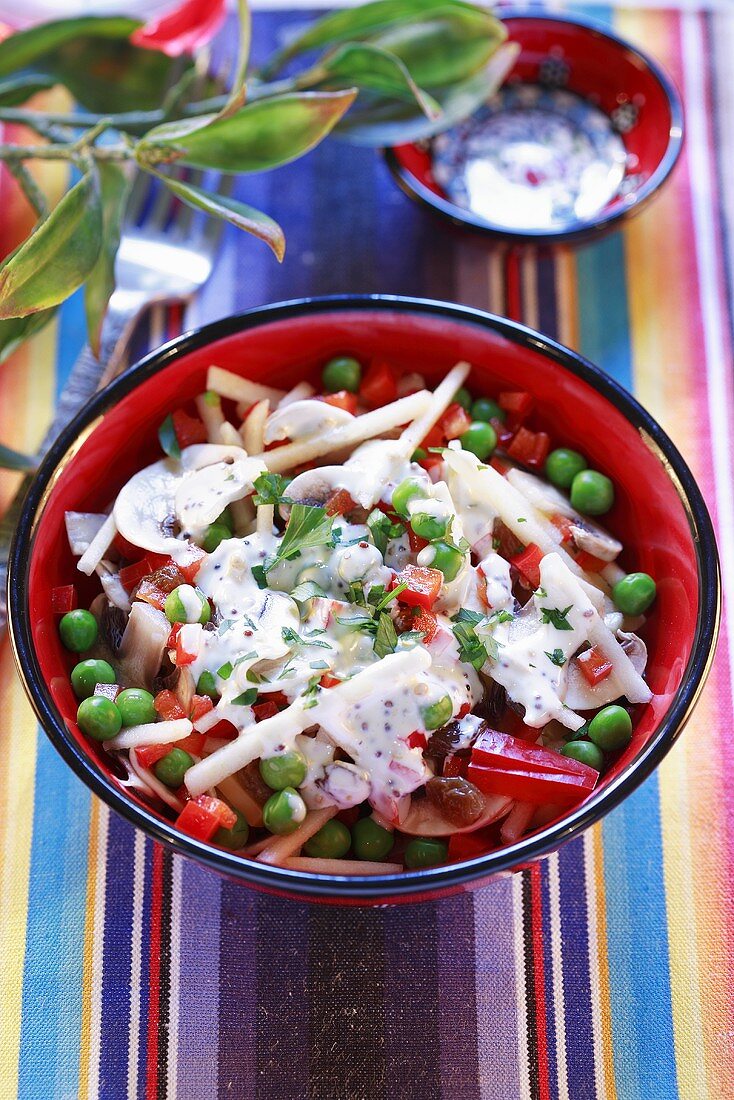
<box><xmin>7</xmin><ymin>297</ymin><xmax>719</xmax><ymax>903</ymax></box>
<box><xmin>385</xmin><ymin>11</ymin><xmax>684</xmax><ymax>244</ymax></box>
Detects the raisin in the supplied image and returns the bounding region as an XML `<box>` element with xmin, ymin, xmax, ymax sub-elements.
<box><xmin>425</xmin><ymin>721</ymin><xmax>463</xmax><ymax>761</ymax></box>
<box><xmin>148</xmin><ymin>562</ymin><xmax>185</xmax><ymax>593</ymax></box>
<box><xmin>492</xmin><ymin>518</ymin><xmax>524</xmax><ymax>560</ymax></box>
<box><xmin>238</xmin><ymin>760</ymin><xmax>272</xmax><ymax>805</ymax></box>
<box><xmin>426</xmin><ymin>776</ymin><xmax>484</xmax><ymax>826</ymax></box>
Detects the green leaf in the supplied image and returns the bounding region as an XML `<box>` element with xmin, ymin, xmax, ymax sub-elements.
<box><xmin>231</xmin><ymin>688</ymin><xmax>258</xmax><ymax>706</ymax></box>
<box><xmin>290</xmin><ymin>580</ymin><xmax>327</xmax><ymax>604</ymax></box>
<box><xmin>138</xmin><ymin>90</ymin><xmax>358</xmax><ymax>174</ymax></box>
<box><xmin>0</xmin><ymin>442</ymin><xmax>36</xmax><ymax>471</ymax></box>
<box><xmin>374</xmin><ymin>611</ymin><xmax>398</xmax><ymax>658</ymax></box>
<box><xmin>0</xmin><ymin>308</ymin><xmax>56</xmax><ymax>365</ymax></box>
<box><xmin>0</xmin><ymin>16</ymin><xmax>141</xmax><ymax>79</ymax></box>
<box><xmin>158</xmin><ymin>413</ymin><xmax>180</xmax><ymax>459</ymax></box>
<box><xmin>149</xmin><ymin>170</ymin><xmax>285</xmax><ymax>262</ymax></box>
<box><xmin>366</xmin><ymin>507</ymin><xmax>403</xmax><ymax>557</ymax></box>
<box><xmin>0</xmin><ymin>171</ymin><xmax>102</xmax><ymax>320</ymax></box>
<box><xmin>84</xmin><ymin>162</ymin><xmax>131</xmax><ymax>358</ymax></box>
<box><xmin>270</xmin><ymin>504</ymin><xmax>334</xmax><ymax>569</ymax></box>
<box><xmin>545</xmin><ymin>649</ymin><xmax>567</xmax><ymax>667</ymax></box>
<box><xmin>315</xmin><ymin>43</ymin><xmax>439</xmax><ymax>119</ymax></box>
<box><xmin>0</xmin><ymin>74</ymin><xmax>56</xmax><ymax>107</ymax></box>
<box><xmin>253</xmin><ymin>471</ymin><xmax>293</xmax><ymax>506</ymax></box>
<box><xmin>539</xmin><ymin>605</ymin><xmax>574</xmax><ymax>631</ymax></box>
<box><xmin>336</xmin><ymin>41</ymin><xmax>518</xmax><ymax>146</ymax></box>
<box><xmin>259</xmin><ymin>0</ymin><xmax>482</xmax><ymax>77</ymax></box>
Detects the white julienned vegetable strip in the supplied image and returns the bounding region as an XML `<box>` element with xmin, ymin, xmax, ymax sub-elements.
<box><xmin>282</xmin><ymin>857</ymin><xmax>403</xmax><ymax>876</ymax></box>
<box><xmin>107</xmin><ymin>718</ymin><xmax>193</xmax><ymax>751</ymax></box>
<box><xmin>184</xmin><ymin>648</ymin><xmax>432</xmax><ymax>797</ymax></box>
<box><xmin>278</xmin><ymin>381</ymin><xmax>315</xmax><ymax>407</ymax></box>
<box><xmin>206</xmin><ymin>366</ymin><xmax>285</xmax><ymax>406</ymax></box>
<box><xmin>541</xmin><ymin>554</ymin><xmax>651</xmax><ymax>704</ymax></box>
<box><xmin>65</xmin><ymin>512</ymin><xmax>107</xmax><ymax>556</ymax></box>
<box><xmin>195</xmin><ymin>393</ymin><xmax>226</xmax><ymax>443</ymax></box>
<box><xmin>77</xmin><ymin>512</ymin><xmax>117</xmax><ymax>576</ymax></box>
<box><xmin>242</xmin><ymin>398</ymin><xmax>269</xmax><ymax>454</ymax></box>
<box><xmin>96</xmin><ymin>561</ymin><xmax>131</xmax><ymax>612</ymax></box>
<box><xmin>128</xmin><ymin>748</ymin><xmax>184</xmax><ymax>812</ymax></box>
<box><xmin>216</xmin><ymin>775</ymin><xmax>264</xmax><ymax>828</ymax></box>
<box><xmin>397</xmin><ymin>361</ymin><xmax>471</xmax><ymax>456</ymax></box>
<box><xmin>251</xmin><ymin>390</ymin><xmax>432</xmax><ymax>474</ymax></box>
<box><xmin>219</xmin><ymin>421</ymin><xmax>245</xmax><ymax>449</ymax></box>
<box><xmin>256</xmin><ymin>504</ymin><xmax>274</xmax><ymax>535</ymax></box>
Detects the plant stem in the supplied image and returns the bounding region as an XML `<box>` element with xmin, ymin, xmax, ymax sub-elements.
<box><xmin>0</xmin><ymin>142</ymin><xmax>131</xmax><ymax>162</ymax></box>
<box><xmin>5</xmin><ymin>160</ymin><xmax>48</xmax><ymax>218</ymax></box>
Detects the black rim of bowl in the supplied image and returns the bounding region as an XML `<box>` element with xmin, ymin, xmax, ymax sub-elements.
<box><xmin>8</xmin><ymin>295</ymin><xmax>719</xmax><ymax>901</ymax></box>
<box><xmin>382</xmin><ymin>9</ymin><xmax>685</xmax><ymax>245</ymax></box>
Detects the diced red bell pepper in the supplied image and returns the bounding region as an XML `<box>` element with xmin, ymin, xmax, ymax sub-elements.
<box><xmin>491</xmin><ymin>417</ymin><xmax>514</xmax><ymax>447</ymax></box>
<box><xmin>175</xmin><ymin>798</ymin><xmax>221</xmax><ymax>842</ymax></box>
<box><xmin>325</xmin><ymin>488</ymin><xmax>357</xmax><ymax>516</ymax></box>
<box><xmin>376</xmin><ymin>499</ymin><xmax>402</xmax><ymax>524</ymax></box>
<box><xmin>136</xmin><ymin>743</ymin><xmax>172</xmax><ymax>769</ymax></box>
<box><xmin>549</xmin><ymin>514</ymin><xmax>575</xmax><ymax>543</ymax></box>
<box><xmin>321</xmin><ymin>390</ymin><xmax>358</xmax><ymax>414</ymax></box>
<box><xmin>172</xmin><ymin>408</ymin><xmax>208</xmax><ymax>448</ymax></box>
<box><xmin>412</xmin><ymin>608</ymin><xmax>438</xmax><ymax>643</ymax></box>
<box><xmin>189</xmin><ymin>695</ymin><xmax>213</xmax><ymax>724</ymax></box>
<box><xmin>51</xmin><ymin>584</ymin><xmax>77</xmax><ymax>615</ymax></box>
<box><xmin>406</xmin><ymin>526</ymin><xmax>429</xmax><ymax>553</ymax></box>
<box><xmin>489</xmin><ymin>455</ymin><xmax>510</xmax><ymax>475</ymax></box>
<box><xmin>119</xmin><ymin>557</ymin><xmax>153</xmax><ymax>593</ymax></box>
<box><xmin>113</xmin><ymin>532</ymin><xmax>143</xmax><ymax>561</ymax></box>
<box><xmin>471</xmin><ymin>728</ymin><xmax>598</xmax><ymax>778</ymax></box>
<box><xmin>443</xmin><ymin>754</ymin><xmax>468</xmax><ymax>778</ymax></box>
<box><xmin>268</xmin><ymin>691</ymin><xmax>290</xmax><ymax>709</ymax></box>
<box><xmin>406</xmin><ymin>731</ymin><xmax>427</xmax><ymax>750</ymax></box>
<box><xmin>467</xmin><ymin>762</ymin><xmax>598</xmax><ymax>805</ymax></box>
<box><xmin>394</xmin><ymin>564</ymin><xmax>444</xmax><ymax>611</ymax></box>
<box><xmin>136</xmin><ymin>578</ymin><xmax>168</xmax><ymax>611</ymax></box>
<box><xmin>206</xmin><ymin>719</ymin><xmax>239</xmax><ymax>741</ymax></box>
<box><xmin>575</xmin><ymin>646</ymin><xmax>613</xmax><ymax>686</ymax></box>
<box><xmin>177</xmin><ymin>545</ymin><xmax>206</xmax><ymax>582</ymax></box>
<box><xmin>418</xmin><ymin>454</ymin><xmax>445</xmax><ymax>481</ymax></box>
<box><xmin>507</xmin><ymin>427</ymin><xmax>551</xmax><ymax>469</ymax></box>
<box><xmin>175</xmin><ymin>730</ymin><xmax>206</xmax><ymax>756</ymax></box>
<box><xmin>439</xmin><ymin>402</ymin><xmax>472</xmax><ymax>440</ymax></box>
<box><xmin>319</xmin><ymin>674</ymin><xmax>342</xmax><ymax>689</ymax></box>
<box><xmin>509</xmin><ymin>542</ymin><xmax>543</xmax><ymax>589</ymax></box>
<box><xmin>195</xmin><ymin>794</ymin><xmax>236</xmax><ymax>829</ymax></box>
<box><xmin>174</xmin><ymin>630</ymin><xmax>198</xmax><ymax>667</ymax></box>
<box><xmin>447</xmin><ymin>828</ymin><xmax>493</xmax><ymax>862</ymax></box>
<box><xmin>498</xmin><ymin>390</ymin><xmax>534</xmax><ymax>431</ymax></box>
<box><xmin>154</xmin><ymin>690</ymin><xmax>187</xmax><ymax>721</ymax></box>
<box><xmin>253</xmin><ymin>700</ymin><xmax>280</xmax><ymax>722</ymax></box>
<box><xmin>360</xmin><ymin>359</ymin><xmax>398</xmax><ymax>409</ymax></box>
<box><xmin>574</xmin><ymin>550</ymin><xmax>608</xmax><ymax>574</ymax></box>
<box><xmin>420</xmin><ymin>423</ymin><xmax>445</xmax><ymax>450</ymax></box>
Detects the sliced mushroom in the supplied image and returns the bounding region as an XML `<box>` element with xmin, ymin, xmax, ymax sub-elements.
<box><xmin>506</xmin><ymin>468</ymin><xmax>621</xmax><ymax>562</ymax></box>
<box><xmin>319</xmin><ymin>761</ymin><xmax>370</xmax><ymax>808</ymax></box>
<box><xmin>284</xmin><ymin>466</ymin><xmax>343</xmax><ymax>509</ymax></box>
<box><xmin>117</xmin><ymin>601</ymin><xmax>170</xmax><ymax>690</ymax></box>
<box><xmin>65</xmin><ymin>512</ymin><xmax>107</xmax><ymax>556</ymax></box>
<box><xmin>568</xmin><ymin>522</ymin><xmax>622</xmax><ymax>563</ymax></box>
<box><xmin>617</xmin><ymin>630</ymin><xmax>648</xmax><ymax>676</ymax></box>
<box><xmin>399</xmin><ymin>791</ymin><xmax>513</xmax><ymax>836</ymax></box>
<box><xmin>264</xmin><ymin>399</ymin><xmax>354</xmax><ymax>445</ymax></box>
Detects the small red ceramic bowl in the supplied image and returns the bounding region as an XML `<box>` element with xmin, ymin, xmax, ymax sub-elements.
<box><xmin>384</xmin><ymin>11</ymin><xmax>683</xmax><ymax>244</ymax></box>
<box><xmin>8</xmin><ymin>297</ymin><xmax>718</xmax><ymax>904</ymax></box>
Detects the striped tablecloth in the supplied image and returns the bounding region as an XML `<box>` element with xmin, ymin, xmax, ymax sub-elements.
<box><xmin>1</xmin><ymin>3</ymin><xmax>732</xmax><ymax>1097</ymax></box>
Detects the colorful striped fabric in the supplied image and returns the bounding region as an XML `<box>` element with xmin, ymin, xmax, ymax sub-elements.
<box><xmin>0</xmin><ymin>2</ymin><xmax>732</xmax><ymax>1096</ymax></box>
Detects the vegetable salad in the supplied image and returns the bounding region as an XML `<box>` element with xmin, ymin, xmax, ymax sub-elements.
<box><xmin>55</xmin><ymin>355</ymin><xmax>656</xmax><ymax>873</ymax></box>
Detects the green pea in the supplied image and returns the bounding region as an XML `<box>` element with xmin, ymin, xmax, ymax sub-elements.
<box><xmin>196</xmin><ymin>670</ymin><xmax>219</xmax><ymax>701</ymax></box>
<box><xmin>259</xmin><ymin>750</ymin><xmax>308</xmax><ymax>790</ymax></box>
<box><xmin>410</xmin><ymin>511</ymin><xmax>449</xmax><ymax>542</ymax></box>
<box><xmin>425</xmin><ymin>541</ymin><xmax>464</xmax><ymax>581</ymax></box>
<box><xmin>164</xmin><ymin>584</ymin><xmax>210</xmax><ymax>624</ymax></box>
<box><xmin>411</xmin><ymin>447</ymin><xmax>427</xmax><ymax>462</ymax></box>
<box><xmin>77</xmin><ymin>696</ymin><xmax>121</xmax><ymax>741</ymax></box>
<box><xmin>218</xmin><ymin>506</ymin><xmax>234</xmax><ymax>532</ymax></box>
<box><xmin>460</xmin><ymin>421</ymin><xmax>497</xmax><ymax>461</ymax></box>
<box><xmin>405</xmin><ymin>837</ymin><xmax>448</xmax><ymax>869</ymax></box>
<box><xmin>154</xmin><ymin>747</ymin><xmax>194</xmax><ymax>788</ymax></box>
<box><xmin>588</xmin><ymin>705</ymin><xmax>633</xmax><ymax>752</ymax></box>
<box><xmin>561</xmin><ymin>740</ymin><xmax>604</xmax><ymax>771</ymax></box>
<box><xmin>351</xmin><ymin>817</ymin><xmax>394</xmax><ymax>861</ymax></box>
<box><xmin>612</xmin><ymin>572</ymin><xmax>657</xmax><ymax>616</ymax></box>
<box><xmin>471</xmin><ymin>397</ymin><xmax>505</xmax><ymax>424</ymax></box>
<box><xmin>453</xmin><ymin>386</ymin><xmax>473</xmax><ymax>412</ymax></box>
<box><xmin>203</xmin><ymin>522</ymin><xmax>230</xmax><ymax>553</ymax></box>
<box><xmin>116</xmin><ymin>687</ymin><xmax>157</xmax><ymax>727</ymax></box>
<box><xmin>214</xmin><ymin>810</ymin><xmax>250</xmax><ymax>849</ymax></box>
<box><xmin>545</xmin><ymin>448</ymin><xmax>588</xmax><ymax>490</ymax></box>
<box><xmin>263</xmin><ymin>787</ymin><xmax>306</xmax><ymax>835</ymax></box>
<box><xmin>322</xmin><ymin>356</ymin><xmax>361</xmax><ymax>394</ymax></box>
<box><xmin>392</xmin><ymin>476</ymin><xmax>430</xmax><ymax>519</ymax></box>
<box><xmin>71</xmin><ymin>658</ymin><xmax>116</xmax><ymax>700</ymax></box>
<box><xmin>422</xmin><ymin>694</ymin><xmax>453</xmax><ymax>730</ymax></box>
<box><xmin>59</xmin><ymin>609</ymin><xmax>98</xmax><ymax>653</ymax></box>
<box><xmin>304</xmin><ymin>819</ymin><xmax>351</xmax><ymax>859</ymax></box>
<box><xmin>570</xmin><ymin>470</ymin><xmax>614</xmax><ymax>516</ymax></box>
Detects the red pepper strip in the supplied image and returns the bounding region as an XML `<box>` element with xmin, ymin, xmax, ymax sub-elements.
<box><xmin>443</xmin><ymin>754</ymin><xmax>467</xmax><ymax>778</ymax></box>
<box><xmin>171</xmin><ymin>408</ymin><xmax>208</xmax><ymax>448</ymax></box>
<box><xmin>467</xmin><ymin>762</ymin><xmax>598</xmax><ymax>806</ymax></box>
<box><xmin>575</xmin><ymin>646</ymin><xmax>613</xmax><ymax>686</ymax></box>
<box><xmin>394</xmin><ymin>564</ymin><xmax>443</xmax><ymax>611</ymax></box>
<box><xmin>418</xmin><ymin>454</ymin><xmax>444</xmax><ymax>480</ymax></box>
<box><xmin>175</xmin><ymin>798</ymin><xmax>221</xmax><ymax>842</ymax></box>
<box><xmin>359</xmin><ymin>359</ymin><xmax>398</xmax><ymax>408</ymax></box>
<box><xmin>406</xmin><ymin>731</ymin><xmax>427</xmax><ymax>750</ymax></box>
<box><xmin>175</xmin><ymin>633</ymin><xmax>197</xmax><ymax>667</ymax></box>
<box><xmin>412</xmin><ymin>608</ymin><xmax>438</xmax><ymax>643</ymax></box>
<box><xmin>574</xmin><ymin>549</ymin><xmax>608</xmax><ymax>574</ymax></box>
<box><xmin>206</xmin><ymin>719</ymin><xmax>239</xmax><ymax>741</ymax></box>
<box><xmin>406</xmin><ymin>526</ymin><xmax>429</xmax><ymax>553</ymax></box>
<box><xmin>189</xmin><ymin>696</ymin><xmax>213</xmax><ymax>724</ymax></box>
<box><xmin>507</xmin><ymin>427</ymin><xmax>551</xmax><ymax>469</ymax></box>
<box><xmin>549</xmin><ymin>513</ymin><xmax>575</xmax><ymax>544</ymax></box>
<box><xmin>489</xmin><ymin>455</ymin><xmax>510</xmax><ymax>475</ymax></box>
<box><xmin>420</xmin><ymin>423</ymin><xmax>445</xmax><ymax>450</ymax></box>
<box><xmin>498</xmin><ymin>390</ymin><xmax>534</xmax><ymax>431</ymax></box>
<box><xmin>119</xmin><ymin>557</ymin><xmax>153</xmax><ymax>593</ymax></box>
<box><xmin>51</xmin><ymin>584</ymin><xmax>77</xmax><ymax>615</ymax></box>
<box><xmin>253</xmin><ymin>700</ymin><xmax>280</xmax><ymax>722</ymax></box>
<box><xmin>136</xmin><ymin>743</ymin><xmax>172</xmax><ymax>769</ymax></box>
<box><xmin>491</xmin><ymin>417</ymin><xmax>514</xmax><ymax>447</ymax></box>
<box><xmin>447</xmin><ymin>827</ymin><xmax>493</xmax><ymax>862</ymax></box>
<box><xmin>319</xmin><ymin>674</ymin><xmax>342</xmax><ymax>689</ymax></box>
<box><xmin>325</xmin><ymin>488</ymin><xmax>357</xmax><ymax>516</ymax></box>
<box><xmin>320</xmin><ymin>390</ymin><xmax>358</xmax><ymax>414</ymax></box>
<box><xmin>154</xmin><ymin>690</ymin><xmax>187</xmax><ymax>721</ymax></box>
<box><xmin>132</xmin><ymin>0</ymin><xmax>226</xmax><ymax>58</ymax></box>
<box><xmin>176</xmin><ymin>730</ymin><xmax>207</xmax><ymax>755</ymax></box>
<box><xmin>196</xmin><ymin>794</ymin><xmax>237</xmax><ymax>829</ymax></box>
<box><xmin>471</xmin><ymin>728</ymin><xmax>599</xmax><ymax>778</ymax></box>
<box><xmin>439</xmin><ymin>402</ymin><xmax>472</xmax><ymax>440</ymax></box>
<box><xmin>113</xmin><ymin>532</ymin><xmax>143</xmax><ymax>560</ymax></box>
<box><xmin>509</xmin><ymin>542</ymin><xmax>544</xmax><ymax>589</ymax></box>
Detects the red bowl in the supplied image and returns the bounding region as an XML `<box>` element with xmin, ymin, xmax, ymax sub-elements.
<box><xmin>7</xmin><ymin>297</ymin><xmax>719</xmax><ymax>903</ymax></box>
<box><xmin>384</xmin><ymin>11</ymin><xmax>684</xmax><ymax>244</ymax></box>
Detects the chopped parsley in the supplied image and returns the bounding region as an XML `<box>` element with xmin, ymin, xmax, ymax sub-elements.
<box><xmin>252</xmin><ymin>471</ymin><xmax>292</xmax><ymax>507</ymax></box>
<box><xmin>374</xmin><ymin>612</ymin><xmax>398</xmax><ymax>658</ymax></box>
<box><xmin>367</xmin><ymin>508</ymin><xmax>403</xmax><ymax>557</ymax></box>
<box><xmin>265</xmin><ymin>504</ymin><xmax>334</xmax><ymax>575</ymax></box>
<box><xmin>290</xmin><ymin>580</ymin><xmax>327</xmax><ymax>604</ymax></box>
<box><xmin>539</xmin><ymin>604</ymin><xmax>574</xmax><ymax>630</ymax></box>
<box><xmin>309</xmin><ymin>659</ymin><xmax>329</xmax><ymax>670</ymax></box>
<box><xmin>545</xmin><ymin>648</ymin><xmax>567</xmax><ymax>667</ymax></box>
<box><xmin>231</xmin><ymin>688</ymin><xmax>258</xmax><ymax>706</ymax></box>
<box><xmin>281</xmin><ymin>626</ymin><xmax>332</xmax><ymax>650</ymax></box>
<box><xmin>251</xmin><ymin>564</ymin><xmax>267</xmax><ymax>589</ymax></box>
<box><xmin>371</xmin><ymin>582</ymin><xmax>407</xmax><ymax>612</ymax></box>
<box><xmin>158</xmin><ymin>414</ymin><xmax>180</xmax><ymax>460</ymax></box>
<box><xmin>216</xmin><ymin>661</ymin><xmax>233</xmax><ymax>679</ymax></box>
<box><xmin>452</xmin><ymin>620</ymin><xmax>488</xmax><ymax>669</ymax></box>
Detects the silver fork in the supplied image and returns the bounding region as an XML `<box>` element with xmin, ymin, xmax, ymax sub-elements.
<box><xmin>0</xmin><ymin>153</ymin><xmax>230</xmax><ymax>630</ymax></box>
